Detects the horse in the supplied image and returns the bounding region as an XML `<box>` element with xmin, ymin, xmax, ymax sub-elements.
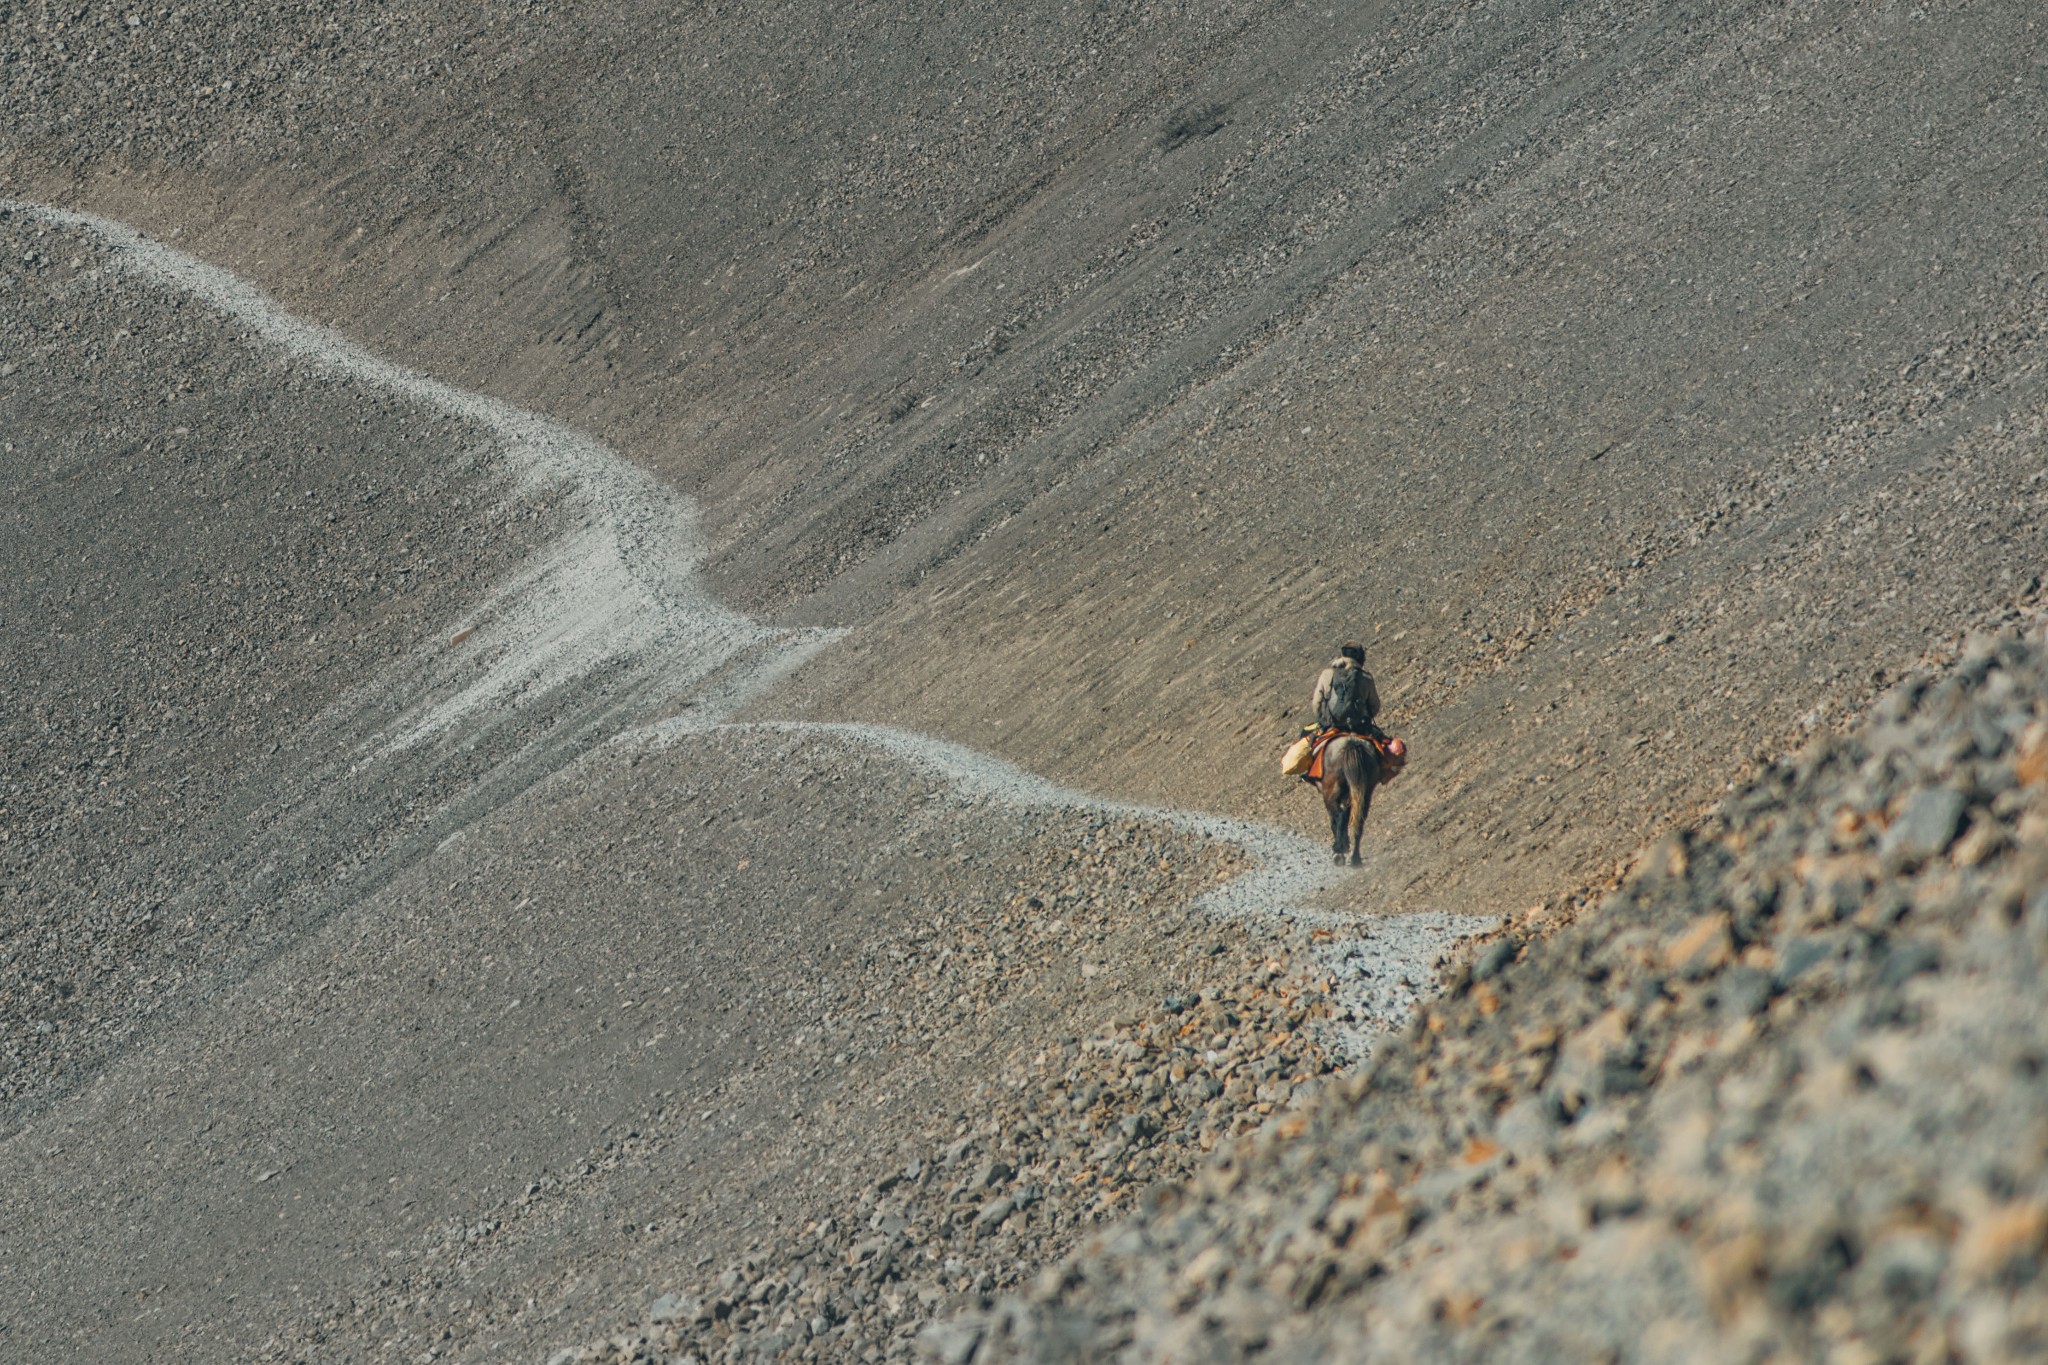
<box><xmin>1318</xmin><ymin>734</ymin><xmax>1382</xmax><ymax>865</ymax></box>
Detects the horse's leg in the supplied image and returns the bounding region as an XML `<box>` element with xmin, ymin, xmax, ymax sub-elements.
<box><xmin>1324</xmin><ymin>780</ymin><xmax>1350</xmax><ymax>860</ymax></box>
<box><xmin>1348</xmin><ymin>777</ymin><xmax>1375</xmax><ymax>866</ymax></box>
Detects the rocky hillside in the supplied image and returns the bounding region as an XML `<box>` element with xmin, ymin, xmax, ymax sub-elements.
<box><xmin>4</xmin><ymin>1</ymin><xmax>2046</xmax><ymax>1362</ymax></box>
<box><xmin>0</xmin><ymin>205</ymin><xmax>1390</xmax><ymax>1364</ymax></box>
<box><xmin>6</xmin><ymin>0</ymin><xmax>2045</xmax><ymax>927</ymax></box>
<box><xmin>951</xmin><ymin>627</ymin><xmax>2048</xmax><ymax>1363</ymax></box>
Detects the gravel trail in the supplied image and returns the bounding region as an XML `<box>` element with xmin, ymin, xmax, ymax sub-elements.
<box><xmin>1</xmin><ymin>197</ymin><xmax>819</xmax><ymax>744</ymax></box>
<box><xmin>1</xmin><ymin>202</ymin><xmax>1479</xmax><ymax>1363</ymax></box>
<box><xmin>651</xmin><ymin>717</ymin><xmax>1489</xmax><ymax>1056</ymax></box>
<box><xmin>7</xmin><ymin>3</ymin><xmax>2045</xmax><ymax>1359</ymax></box>
<box><xmin>948</xmin><ymin>625</ymin><xmax>2048</xmax><ymax>1364</ymax></box>
<box><xmin>3</xmin><ymin>196</ymin><xmax>1472</xmax><ymax>1054</ymax></box>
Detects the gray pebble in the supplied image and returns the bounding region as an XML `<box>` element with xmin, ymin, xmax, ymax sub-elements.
<box><xmin>1883</xmin><ymin>787</ymin><xmax>1967</xmax><ymax>865</ymax></box>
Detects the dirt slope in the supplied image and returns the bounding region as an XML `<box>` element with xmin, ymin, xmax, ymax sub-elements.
<box><xmin>959</xmin><ymin>629</ymin><xmax>2048</xmax><ymax>1365</ymax></box>
<box><xmin>1</xmin><ymin>721</ymin><xmax>1274</xmax><ymax>1362</ymax></box>
<box><xmin>0</xmin><ymin>210</ymin><xmax>556</xmax><ymax>1129</ymax></box>
<box><xmin>2</xmin><ymin>211</ymin><xmax>1356</xmax><ymax>1361</ymax></box>
<box><xmin>4</xmin><ymin>1</ymin><xmax>2047</xmax><ymax>1362</ymax></box>
<box><xmin>8</xmin><ymin>0</ymin><xmax>2043</xmax><ymax>923</ymax></box>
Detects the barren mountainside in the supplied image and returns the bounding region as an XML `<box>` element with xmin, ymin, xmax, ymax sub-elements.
<box><xmin>3</xmin><ymin>0</ymin><xmax>2045</xmax><ymax>1361</ymax></box>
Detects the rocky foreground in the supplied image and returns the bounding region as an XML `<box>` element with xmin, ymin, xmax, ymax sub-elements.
<box><xmin>557</xmin><ymin>863</ymin><xmax>1347</xmax><ymax>1365</ymax></box>
<box><xmin>570</xmin><ymin>623</ymin><xmax>2048</xmax><ymax>1365</ymax></box>
<box><xmin>924</xmin><ymin>625</ymin><xmax>2048</xmax><ymax>1364</ymax></box>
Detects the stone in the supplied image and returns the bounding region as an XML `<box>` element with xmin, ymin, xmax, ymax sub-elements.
<box><xmin>1875</xmin><ymin>939</ymin><xmax>1941</xmax><ymax>989</ymax></box>
<box><xmin>1493</xmin><ymin>1096</ymin><xmax>1557</xmax><ymax>1158</ymax></box>
<box><xmin>1882</xmin><ymin>788</ymin><xmax>1967</xmax><ymax>865</ymax></box>
<box><xmin>914</xmin><ymin>1318</ymin><xmax>983</xmax><ymax>1365</ymax></box>
<box><xmin>506</xmin><ymin>632</ymin><xmax>2048</xmax><ymax>1365</ymax></box>
<box><xmin>1775</xmin><ymin>935</ymin><xmax>1835</xmax><ymax>986</ymax></box>
<box><xmin>1472</xmin><ymin>939</ymin><xmax>1517</xmax><ymax>982</ymax></box>
<box><xmin>1952</xmin><ymin>819</ymin><xmax>2007</xmax><ymax>868</ymax></box>
<box><xmin>1957</xmin><ymin>1202</ymin><xmax>2048</xmax><ymax>1281</ymax></box>
<box><xmin>1768</xmin><ymin>1225</ymin><xmax>1857</xmax><ymax>1312</ymax></box>
<box><xmin>1664</xmin><ymin>914</ymin><xmax>1733</xmax><ymax>978</ymax></box>
<box><xmin>1861</xmin><ymin>1230</ymin><xmax>1946</xmax><ymax>1302</ymax></box>
<box><xmin>1718</xmin><ymin>966</ymin><xmax>1775</xmax><ymax>1018</ymax></box>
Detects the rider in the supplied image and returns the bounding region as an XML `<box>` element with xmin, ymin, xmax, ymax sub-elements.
<box><xmin>1311</xmin><ymin>642</ymin><xmax>1383</xmax><ymax>738</ymax></box>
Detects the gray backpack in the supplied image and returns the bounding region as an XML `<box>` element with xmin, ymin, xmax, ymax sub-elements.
<box><xmin>1323</xmin><ymin>659</ymin><xmax>1361</xmax><ymax>728</ymax></box>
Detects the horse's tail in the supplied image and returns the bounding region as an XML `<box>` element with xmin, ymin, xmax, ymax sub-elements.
<box><xmin>1333</xmin><ymin>733</ymin><xmax>1382</xmax><ymax>790</ymax></box>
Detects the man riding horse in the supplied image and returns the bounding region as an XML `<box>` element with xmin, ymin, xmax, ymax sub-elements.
<box><xmin>1295</xmin><ymin>642</ymin><xmax>1404</xmax><ymax>864</ymax></box>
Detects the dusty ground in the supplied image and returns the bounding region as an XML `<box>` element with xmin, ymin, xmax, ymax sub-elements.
<box><xmin>2</xmin><ymin>718</ymin><xmax>1291</xmax><ymax>1362</ymax></box>
<box><xmin>1</xmin><ymin>213</ymin><xmax>1399</xmax><ymax>1364</ymax></box>
<box><xmin>4</xmin><ymin>1</ymin><xmax>2046</xmax><ymax>1362</ymax></box>
<box><xmin>6</xmin><ymin>0</ymin><xmax>2043</xmax><ymax>925</ymax></box>
<box><xmin>966</xmin><ymin>627</ymin><xmax>2048</xmax><ymax>1365</ymax></box>
<box><xmin>0</xmin><ymin>208</ymin><xmax>557</xmax><ymax>1129</ymax></box>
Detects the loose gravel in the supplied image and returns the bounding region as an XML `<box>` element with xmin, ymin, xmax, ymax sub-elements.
<box><xmin>0</xmin><ymin>205</ymin><xmax>1474</xmax><ymax>1364</ymax></box>
<box><xmin>8</xmin><ymin>4</ymin><xmax>2047</xmax><ymax>1358</ymax></box>
<box><xmin>953</xmin><ymin>625</ymin><xmax>2048</xmax><ymax>1363</ymax></box>
<box><xmin>0</xmin><ymin>206</ymin><xmax>554</xmax><ymax>1127</ymax></box>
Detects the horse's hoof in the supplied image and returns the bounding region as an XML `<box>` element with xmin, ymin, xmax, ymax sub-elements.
<box><xmin>1349</xmin><ymin>854</ymin><xmax>1363</xmax><ymax>867</ymax></box>
<box><xmin>1332</xmin><ymin>853</ymin><xmax>1346</xmax><ymax>865</ymax></box>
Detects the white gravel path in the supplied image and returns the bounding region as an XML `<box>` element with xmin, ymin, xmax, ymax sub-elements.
<box><xmin>6</xmin><ymin>197</ymin><xmax>1490</xmax><ymax>1055</ymax></box>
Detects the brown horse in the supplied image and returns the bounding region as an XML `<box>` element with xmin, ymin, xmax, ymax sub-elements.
<box><xmin>1318</xmin><ymin>734</ymin><xmax>1382</xmax><ymax>865</ymax></box>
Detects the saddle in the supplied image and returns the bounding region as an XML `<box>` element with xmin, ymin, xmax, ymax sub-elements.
<box><xmin>1281</xmin><ymin>727</ymin><xmax>1408</xmax><ymax>783</ymax></box>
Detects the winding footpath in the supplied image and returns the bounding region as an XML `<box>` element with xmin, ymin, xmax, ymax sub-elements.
<box><xmin>5</xmin><ymin>198</ymin><xmax>1490</xmax><ymax>1056</ymax></box>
